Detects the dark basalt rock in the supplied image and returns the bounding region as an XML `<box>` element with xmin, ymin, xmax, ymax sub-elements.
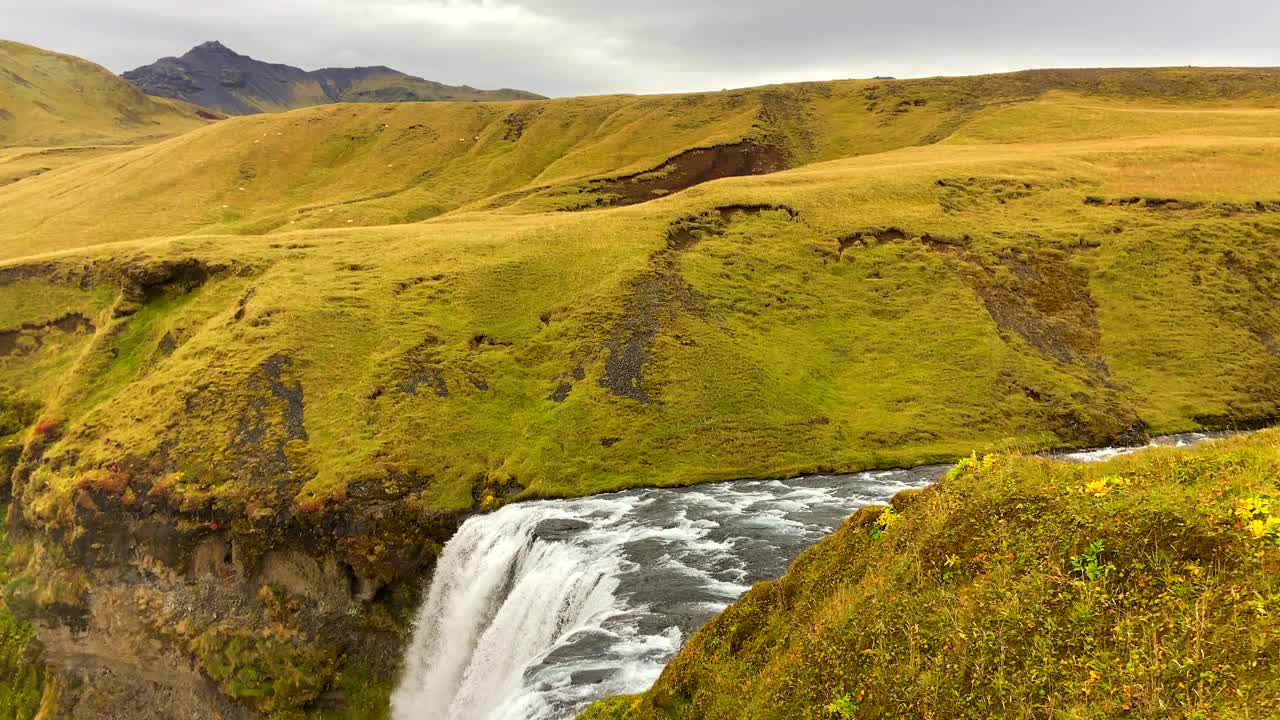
<box><xmin>122</xmin><ymin>41</ymin><xmax>544</xmax><ymax>115</ymax></box>
<box><xmin>532</xmin><ymin>518</ymin><xmax>590</xmax><ymax>542</ymax></box>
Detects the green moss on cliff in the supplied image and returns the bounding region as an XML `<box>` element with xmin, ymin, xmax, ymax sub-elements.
<box><xmin>0</xmin><ymin>503</ymin><xmax>44</xmax><ymax>720</ymax></box>
<box><xmin>189</xmin><ymin>623</ymin><xmax>340</xmax><ymax>716</ymax></box>
<box><xmin>591</xmin><ymin>430</ymin><xmax>1280</xmax><ymax>719</ymax></box>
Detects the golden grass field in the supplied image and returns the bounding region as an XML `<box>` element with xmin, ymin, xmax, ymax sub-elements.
<box><xmin>1</xmin><ymin>40</ymin><xmax>1279</xmax><ymax>717</ymax></box>
<box><xmin>0</xmin><ymin>40</ymin><xmax>218</xmax><ymax>149</ymax></box>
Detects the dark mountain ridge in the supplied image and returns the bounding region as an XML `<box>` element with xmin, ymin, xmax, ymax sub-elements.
<box><xmin>122</xmin><ymin>41</ymin><xmax>544</xmax><ymax>115</ymax></box>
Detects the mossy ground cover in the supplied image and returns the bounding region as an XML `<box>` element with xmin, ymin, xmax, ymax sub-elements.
<box><xmin>0</xmin><ymin>502</ymin><xmax>44</xmax><ymax>720</ymax></box>
<box><xmin>5</xmin><ymin>128</ymin><xmax>1277</xmax><ymax>527</ymax></box>
<box><xmin>1</xmin><ymin>60</ymin><xmax>1280</xmax><ymax>716</ymax></box>
<box><xmin>585</xmin><ymin>430</ymin><xmax>1280</xmax><ymax>719</ymax></box>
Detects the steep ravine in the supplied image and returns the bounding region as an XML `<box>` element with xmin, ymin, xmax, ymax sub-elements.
<box><xmin>392</xmin><ymin>467</ymin><xmax>938</xmax><ymax>720</ymax></box>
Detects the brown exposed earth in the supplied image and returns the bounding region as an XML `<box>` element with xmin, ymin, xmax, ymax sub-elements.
<box><xmin>599</xmin><ymin>205</ymin><xmax>798</xmax><ymax>402</ymax></box>
<box><xmin>583</xmin><ymin>141</ymin><xmax>790</xmax><ymax>208</ymax></box>
<box><xmin>0</xmin><ymin>312</ymin><xmax>95</xmax><ymax>356</ymax></box>
<box><xmin>837</xmin><ymin>228</ymin><xmax>1108</xmax><ymax>374</ymax></box>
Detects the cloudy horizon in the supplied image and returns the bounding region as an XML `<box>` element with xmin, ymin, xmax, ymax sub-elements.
<box><xmin>4</xmin><ymin>0</ymin><xmax>1279</xmax><ymax>97</ymax></box>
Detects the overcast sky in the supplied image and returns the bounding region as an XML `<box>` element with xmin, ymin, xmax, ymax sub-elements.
<box><xmin>3</xmin><ymin>0</ymin><xmax>1279</xmax><ymax>97</ymax></box>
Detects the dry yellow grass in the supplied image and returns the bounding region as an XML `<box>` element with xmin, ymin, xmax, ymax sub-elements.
<box><xmin>0</xmin><ymin>39</ymin><xmax>217</xmax><ymax>148</ymax></box>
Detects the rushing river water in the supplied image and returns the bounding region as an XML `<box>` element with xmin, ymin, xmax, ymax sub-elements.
<box><xmin>391</xmin><ymin>433</ymin><xmax>1219</xmax><ymax>720</ymax></box>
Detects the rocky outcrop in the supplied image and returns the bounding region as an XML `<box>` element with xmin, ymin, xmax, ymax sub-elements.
<box><xmin>7</xmin><ymin>469</ymin><xmax>461</xmax><ymax>717</ymax></box>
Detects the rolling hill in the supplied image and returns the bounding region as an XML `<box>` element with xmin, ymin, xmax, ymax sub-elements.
<box><xmin>4</xmin><ymin>66</ymin><xmax>1280</xmax><ymax>261</ymax></box>
<box><xmin>122</xmin><ymin>41</ymin><xmax>545</xmax><ymax>115</ymax></box>
<box><xmin>0</xmin><ymin>39</ymin><xmax>220</xmax><ymax>148</ymax></box>
<box><xmin>1</xmin><ymin>44</ymin><xmax>1279</xmax><ymax>719</ymax></box>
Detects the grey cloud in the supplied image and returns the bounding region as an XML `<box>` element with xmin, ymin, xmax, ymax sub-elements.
<box><xmin>2</xmin><ymin>0</ymin><xmax>1277</xmax><ymax>97</ymax></box>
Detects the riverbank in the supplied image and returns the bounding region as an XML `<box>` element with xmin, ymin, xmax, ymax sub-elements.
<box><xmin>584</xmin><ymin>429</ymin><xmax>1280</xmax><ymax>719</ymax></box>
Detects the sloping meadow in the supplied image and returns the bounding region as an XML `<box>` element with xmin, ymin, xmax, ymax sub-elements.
<box><xmin>1</xmin><ymin>65</ymin><xmax>1280</xmax><ymax>716</ymax></box>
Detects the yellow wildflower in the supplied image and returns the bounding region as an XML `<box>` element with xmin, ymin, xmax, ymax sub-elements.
<box><xmin>1248</xmin><ymin>519</ymin><xmax>1269</xmax><ymax>539</ymax></box>
<box><xmin>1236</xmin><ymin>497</ymin><xmax>1272</xmax><ymax>521</ymax></box>
<box><xmin>1083</xmin><ymin>479</ymin><xmax>1111</xmax><ymax>496</ymax></box>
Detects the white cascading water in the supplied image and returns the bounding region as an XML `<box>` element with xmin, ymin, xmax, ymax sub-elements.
<box><xmin>392</xmin><ymin>432</ymin><xmax>1220</xmax><ymax>720</ymax></box>
<box><xmin>392</xmin><ymin>502</ymin><xmax>628</xmax><ymax>720</ymax></box>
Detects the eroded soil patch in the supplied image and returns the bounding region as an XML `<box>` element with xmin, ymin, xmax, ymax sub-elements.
<box><xmin>975</xmin><ymin>248</ymin><xmax>1107</xmax><ymax>373</ymax></box>
<box><xmin>1085</xmin><ymin>196</ymin><xmax>1280</xmax><ymax>214</ymax></box>
<box><xmin>580</xmin><ymin>141</ymin><xmax>789</xmax><ymax>209</ymax></box>
<box><xmin>599</xmin><ymin>254</ymin><xmax>699</xmax><ymax>402</ymax></box>
<box><xmin>0</xmin><ymin>166</ymin><xmax>51</xmax><ymax>188</ymax></box>
<box><xmin>396</xmin><ymin>337</ymin><xmax>450</xmax><ymax>398</ymax></box>
<box><xmin>228</xmin><ymin>354</ymin><xmax>309</xmax><ymax>483</ymax></box>
<box><xmin>598</xmin><ymin>205</ymin><xmax>797</xmax><ymax>401</ymax></box>
<box><xmin>938</xmin><ymin>176</ymin><xmax>1089</xmax><ymax>212</ymax></box>
<box><xmin>0</xmin><ymin>312</ymin><xmax>96</xmax><ymax>356</ymax></box>
<box><xmin>840</xmin><ymin>228</ymin><xmax>1107</xmax><ymax>374</ymax></box>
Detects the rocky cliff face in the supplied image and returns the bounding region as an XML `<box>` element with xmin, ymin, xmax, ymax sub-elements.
<box><xmin>122</xmin><ymin>41</ymin><xmax>544</xmax><ymax>115</ymax></box>
<box><xmin>13</xmin><ymin>497</ymin><xmax>459</xmax><ymax>718</ymax></box>
<box><xmin>7</xmin><ymin>435</ymin><xmax>462</xmax><ymax>718</ymax></box>
<box><xmin>1</xmin><ymin>259</ymin><xmax>466</xmax><ymax>718</ymax></box>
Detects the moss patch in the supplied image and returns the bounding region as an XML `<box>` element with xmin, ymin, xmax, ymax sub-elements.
<box><xmin>0</xmin><ymin>502</ymin><xmax>45</xmax><ymax>719</ymax></box>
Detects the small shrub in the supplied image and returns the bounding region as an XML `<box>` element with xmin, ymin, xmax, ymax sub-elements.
<box><xmin>1070</xmin><ymin>539</ymin><xmax>1113</xmax><ymax>582</ymax></box>
<box><xmin>870</xmin><ymin>506</ymin><xmax>899</xmax><ymax>541</ymax></box>
<box><xmin>1235</xmin><ymin>496</ymin><xmax>1280</xmax><ymax>544</ymax></box>
<box><xmin>32</xmin><ymin>418</ymin><xmax>57</xmax><ymax>437</ymax></box>
<box><xmin>825</xmin><ymin>693</ymin><xmax>862</xmax><ymax>718</ymax></box>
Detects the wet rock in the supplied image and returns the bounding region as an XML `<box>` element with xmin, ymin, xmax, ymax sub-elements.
<box><xmin>532</xmin><ymin>518</ymin><xmax>590</xmax><ymax>542</ymax></box>
<box><xmin>570</xmin><ymin>668</ymin><xmax>616</xmax><ymax>686</ymax></box>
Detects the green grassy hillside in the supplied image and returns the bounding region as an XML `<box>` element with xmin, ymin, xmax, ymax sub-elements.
<box><xmin>584</xmin><ymin>430</ymin><xmax>1280</xmax><ymax>719</ymax></box>
<box><xmin>1</xmin><ymin>58</ymin><xmax>1279</xmax><ymax>717</ymax></box>
<box><xmin>0</xmin><ymin>39</ymin><xmax>220</xmax><ymax>148</ymax></box>
<box><xmin>3</xmin><ymin>67</ymin><xmax>1280</xmax><ymax>261</ymax></box>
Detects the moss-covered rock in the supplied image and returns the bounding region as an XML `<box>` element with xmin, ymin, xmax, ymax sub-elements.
<box><xmin>0</xmin><ymin>502</ymin><xmax>46</xmax><ymax>720</ymax></box>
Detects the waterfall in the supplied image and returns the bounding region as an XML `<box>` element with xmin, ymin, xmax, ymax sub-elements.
<box><xmin>391</xmin><ymin>468</ymin><xmax>940</xmax><ymax>720</ymax></box>
<box><xmin>392</xmin><ymin>503</ymin><xmax>627</xmax><ymax>720</ymax></box>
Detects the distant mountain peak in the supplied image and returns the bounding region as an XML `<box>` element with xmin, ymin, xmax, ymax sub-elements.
<box><xmin>189</xmin><ymin>40</ymin><xmax>236</xmax><ymax>55</ymax></box>
<box><xmin>122</xmin><ymin>43</ymin><xmax>544</xmax><ymax>115</ymax></box>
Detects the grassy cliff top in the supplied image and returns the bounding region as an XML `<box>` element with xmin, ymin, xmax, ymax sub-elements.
<box><xmin>0</xmin><ymin>39</ymin><xmax>219</xmax><ymax>148</ymax></box>
<box><xmin>585</xmin><ymin>430</ymin><xmax>1280</xmax><ymax>719</ymax></box>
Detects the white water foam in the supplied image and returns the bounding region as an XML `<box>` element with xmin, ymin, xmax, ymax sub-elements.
<box><xmin>1054</xmin><ymin>431</ymin><xmax>1222</xmax><ymax>463</ymax></box>
<box><xmin>391</xmin><ymin>468</ymin><xmax>937</xmax><ymax>720</ymax></box>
